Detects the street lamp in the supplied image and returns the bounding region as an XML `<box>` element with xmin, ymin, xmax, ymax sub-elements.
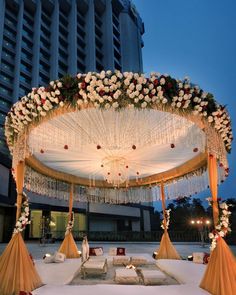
<box><xmin>190</xmin><ymin>217</ymin><xmax>211</xmax><ymax>247</ymax></box>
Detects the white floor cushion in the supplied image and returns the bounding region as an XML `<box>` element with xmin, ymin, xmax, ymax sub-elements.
<box><xmin>115</xmin><ymin>268</ymin><xmax>139</xmax><ymax>284</ymax></box>
<box><xmin>141</xmin><ymin>269</ymin><xmax>167</xmax><ymax>285</ymax></box>
<box><xmin>113</xmin><ymin>256</ymin><xmax>130</xmax><ymax>266</ymax></box>
<box><xmin>131</xmin><ymin>256</ymin><xmax>148</xmax><ymax>266</ymax></box>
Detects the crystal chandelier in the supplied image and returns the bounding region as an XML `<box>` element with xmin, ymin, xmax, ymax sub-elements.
<box><xmin>101</xmin><ymin>156</ymin><xmax>129</xmax><ymax>187</ymax></box>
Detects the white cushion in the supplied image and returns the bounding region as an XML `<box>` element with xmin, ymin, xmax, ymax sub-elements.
<box><xmin>53</xmin><ymin>252</ymin><xmax>66</xmax><ymax>263</ymax></box>
<box><xmin>113</xmin><ymin>256</ymin><xmax>130</xmax><ymax>266</ymax></box>
<box><xmin>141</xmin><ymin>270</ymin><xmax>166</xmax><ymax>285</ymax></box>
<box><xmin>94</xmin><ymin>247</ymin><xmax>103</xmax><ymax>256</ymax></box>
<box><xmin>108</xmin><ymin>247</ymin><xmax>117</xmax><ymax>256</ymax></box>
<box><xmin>115</xmin><ymin>268</ymin><xmax>139</xmax><ymax>284</ymax></box>
<box><xmin>193</xmin><ymin>252</ymin><xmax>204</xmax><ymax>264</ymax></box>
<box><xmin>131</xmin><ymin>256</ymin><xmax>147</xmax><ymax>266</ymax></box>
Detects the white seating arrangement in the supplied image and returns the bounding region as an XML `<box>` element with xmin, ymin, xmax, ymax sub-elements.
<box><xmin>81</xmin><ymin>257</ymin><xmax>108</xmax><ymax>279</ymax></box>
<box><xmin>130</xmin><ymin>256</ymin><xmax>148</xmax><ymax>266</ymax></box>
<box><xmin>113</xmin><ymin>256</ymin><xmax>130</xmax><ymax>266</ymax></box>
<box><xmin>140</xmin><ymin>269</ymin><xmax>167</xmax><ymax>285</ymax></box>
<box><xmin>115</xmin><ymin>268</ymin><xmax>139</xmax><ymax>284</ymax></box>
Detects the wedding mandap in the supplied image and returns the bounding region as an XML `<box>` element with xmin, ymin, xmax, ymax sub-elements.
<box><xmin>0</xmin><ymin>70</ymin><xmax>235</xmax><ymax>295</ymax></box>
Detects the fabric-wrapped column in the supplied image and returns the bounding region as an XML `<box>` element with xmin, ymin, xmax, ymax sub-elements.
<box><xmin>200</xmin><ymin>155</ymin><xmax>236</xmax><ymax>295</ymax></box>
<box><xmin>58</xmin><ymin>183</ymin><xmax>80</xmax><ymax>258</ymax></box>
<box><xmin>0</xmin><ymin>161</ymin><xmax>42</xmax><ymax>295</ymax></box>
<box><xmin>156</xmin><ymin>182</ymin><xmax>181</xmax><ymax>260</ymax></box>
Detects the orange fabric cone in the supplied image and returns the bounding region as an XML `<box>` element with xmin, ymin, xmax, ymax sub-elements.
<box><xmin>200</xmin><ymin>238</ymin><xmax>236</xmax><ymax>295</ymax></box>
<box><xmin>0</xmin><ymin>233</ymin><xmax>43</xmax><ymax>295</ymax></box>
<box><xmin>156</xmin><ymin>231</ymin><xmax>181</xmax><ymax>260</ymax></box>
<box><xmin>58</xmin><ymin>231</ymin><xmax>80</xmax><ymax>258</ymax></box>
<box><xmin>58</xmin><ymin>184</ymin><xmax>79</xmax><ymax>258</ymax></box>
<box><xmin>156</xmin><ymin>182</ymin><xmax>181</xmax><ymax>260</ymax></box>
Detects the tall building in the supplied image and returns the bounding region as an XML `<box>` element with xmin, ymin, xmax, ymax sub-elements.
<box><xmin>0</xmin><ymin>0</ymin><xmax>149</xmax><ymax>242</ymax></box>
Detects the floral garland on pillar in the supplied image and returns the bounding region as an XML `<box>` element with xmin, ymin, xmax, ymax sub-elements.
<box><xmin>207</xmin><ymin>200</ymin><xmax>232</xmax><ymax>251</ymax></box>
<box><xmin>161</xmin><ymin>209</ymin><xmax>171</xmax><ymax>230</ymax></box>
<box><xmin>65</xmin><ymin>211</ymin><xmax>74</xmax><ymax>236</ymax></box>
<box><xmin>13</xmin><ymin>192</ymin><xmax>31</xmax><ymax>235</ymax></box>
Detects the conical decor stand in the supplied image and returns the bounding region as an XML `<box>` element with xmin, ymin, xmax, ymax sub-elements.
<box><xmin>58</xmin><ymin>231</ymin><xmax>80</xmax><ymax>258</ymax></box>
<box><xmin>0</xmin><ymin>233</ymin><xmax>43</xmax><ymax>295</ymax></box>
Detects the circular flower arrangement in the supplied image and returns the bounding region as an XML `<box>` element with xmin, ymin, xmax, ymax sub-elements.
<box><xmin>5</xmin><ymin>71</ymin><xmax>232</xmax><ymax>153</ymax></box>
<box><xmin>161</xmin><ymin>209</ymin><xmax>171</xmax><ymax>230</ymax></box>
<box><xmin>208</xmin><ymin>201</ymin><xmax>232</xmax><ymax>251</ymax></box>
<box><xmin>13</xmin><ymin>192</ymin><xmax>31</xmax><ymax>235</ymax></box>
<box><xmin>65</xmin><ymin>212</ymin><xmax>74</xmax><ymax>236</ymax></box>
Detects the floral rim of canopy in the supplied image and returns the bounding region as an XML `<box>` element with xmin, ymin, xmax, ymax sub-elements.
<box><xmin>4</xmin><ymin>71</ymin><xmax>231</xmax><ymax>202</ymax></box>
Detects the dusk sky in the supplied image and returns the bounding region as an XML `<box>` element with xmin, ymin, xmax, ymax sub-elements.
<box><xmin>133</xmin><ymin>0</ymin><xmax>236</xmax><ymax>206</ymax></box>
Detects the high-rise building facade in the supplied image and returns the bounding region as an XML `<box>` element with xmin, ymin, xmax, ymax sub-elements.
<box><xmin>0</xmin><ymin>0</ymin><xmax>144</xmax><ymax>154</ymax></box>
<box><xmin>0</xmin><ymin>0</ymin><xmax>147</xmax><ymax>242</ymax></box>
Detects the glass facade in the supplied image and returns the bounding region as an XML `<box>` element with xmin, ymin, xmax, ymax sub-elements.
<box><xmin>29</xmin><ymin>210</ymin><xmax>87</xmax><ymax>240</ymax></box>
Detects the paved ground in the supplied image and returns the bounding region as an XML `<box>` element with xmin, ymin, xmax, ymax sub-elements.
<box><xmin>0</xmin><ymin>240</ymin><xmax>235</xmax><ymax>259</ymax></box>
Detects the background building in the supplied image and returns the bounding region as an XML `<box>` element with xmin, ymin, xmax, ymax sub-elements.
<box><xmin>0</xmin><ymin>0</ymin><xmax>147</xmax><ymax>242</ymax></box>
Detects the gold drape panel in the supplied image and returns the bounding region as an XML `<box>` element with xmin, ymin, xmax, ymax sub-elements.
<box><xmin>200</xmin><ymin>238</ymin><xmax>236</xmax><ymax>295</ymax></box>
<box><xmin>16</xmin><ymin>161</ymin><xmax>25</xmax><ymax>220</ymax></box>
<box><xmin>208</xmin><ymin>154</ymin><xmax>219</xmax><ymax>226</ymax></box>
<box><xmin>58</xmin><ymin>184</ymin><xmax>80</xmax><ymax>258</ymax></box>
<box><xmin>0</xmin><ymin>161</ymin><xmax>42</xmax><ymax>295</ymax></box>
<box><xmin>156</xmin><ymin>182</ymin><xmax>181</xmax><ymax>260</ymax></box>
<box><xmin>200</xmin><ymin>154</ymin><xmax>236</xmax><ymax>295</ymax></box>
<box><xmin>0</xmin><ymin>234</ymin><xmax>42</xmax><ymax>295</ymax></box>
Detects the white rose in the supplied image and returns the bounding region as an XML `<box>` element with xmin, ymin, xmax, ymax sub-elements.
<box><xmin>40</xmin><ymin>111</ymin><xmax>46</xmax><ymax>116</ymax></box>
<box><xmin>136</xmin><ymin>84</ymin><xmax>142</xmax><ymax>91</ymax></box>
<box><xmin>162</xmin><ymin>98</ymin><xmax>168</xmax><ymax>104</ymax></box>
<box><xmin>160</xmin><ymin>78</ymin><xmax>165</xmax><ymax>85</ymax></box>
<box><xmin>59</xmin><ymin>101</ymin><xmax>64</xmax><ymax>107</ymax></box>
<box><xmin>50</xmin><ymin>81</ymin><xmax>54</xmax><ymax>86</ymax></box>
<box><xmin>141</xmin><ymin>102</ymin><xmax>147</xmax><ymax>108</ymax></box>
<box><xmin>112</xmin><ymin>102</ymin><xmax>119</xmax><ymax>108</ymax></box>
<box><xmin>208</xmin><ymin>116</ymin><xmax>213</xmax><ymax>123</ymax></box>
<box><xmin>105</xmin><ymin>103</ymin><xmax>110</xmax><ymax>109</ymax></box>
<box><xmin>179</xmin><ymin>90</ymin><xmax>184</xmax><ymax>97</ymax></box>
<box><xmin>134</xmin><ymin>98</ymin><xmax>139</xmax><ymax>103</ymax></box>
<box><xmin>209</xmin><ymin>233</ymin><xmax>214</xmax><ymax>239</ymax></box>
<box><xmin>176</xmin><ymin>102</ymin><xmax>181</xmax><ymax>108</ymax></box>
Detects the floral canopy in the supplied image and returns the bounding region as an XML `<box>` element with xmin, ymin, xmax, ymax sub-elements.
<box><xmin>5</xmin><ymin>70</ymin><xmax>232</xmax><ymax>203</ymax></box>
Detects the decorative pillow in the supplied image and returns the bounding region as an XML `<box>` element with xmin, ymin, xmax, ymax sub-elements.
<box><xmin>89</xmin><ymin>247</ymin><xmax>103</xmax><ymax>256</ymax></box>
<box><xmin>193</xmin><ymin>252</ymin><xmax>204</xmax><ymax>264</ymax></box>
<box><xmin>117</xmin><ymin>247</ymin><xmax>126</xmax><ymax>256</ymax></box>
<box><xmin>53</xmin><ymin>251</ymin><xmax>66</xmax><ymax>263</ymax></box>
<box><xmin>89</xmin><ymin>247</ymin><xmax>96</xmax><ymax>256</ymax></box>
<box><xmin>94</xmin><ymin>247</ymin><xmax>103</xmax><ymax>256</ymax></box>
<box><xmin>203</xmin><ymin>253</ymin><xmax>210</xmax><ymax>264</ymax></box>
<box><xmin>109</xmin><ymin>247</ymin><xmax>117</xmax><ymax>256</ymax></box>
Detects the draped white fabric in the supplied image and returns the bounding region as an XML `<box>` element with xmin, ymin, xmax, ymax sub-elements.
<box><xmin>28</xmin><ymin>108</ymin><xmax>206</xmax><ymax>185</ymax></box>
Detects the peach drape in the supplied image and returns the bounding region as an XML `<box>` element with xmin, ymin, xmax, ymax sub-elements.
<box><xmin>58</xmin><ymin>184</ymin><xmax>80</xmax><ymax>258</ymax></box>
<box><xmin>207</xmin><ymin>154</ymin><xmax>219</xmax><ymax>226</ymax></box>
<box><xmin>156</xmin><ymin>182</ymin><xmax>181</xmax><ymax>260</ymax></box>
<box><xmin>200</xmin><ymin>155</ymin><xmax>236</xmax><ymax>295</ymax></box>
<box><xmin>0</xmin><ymin>161</ymin><xmax>42</xmax><ymax>295</ymax></box>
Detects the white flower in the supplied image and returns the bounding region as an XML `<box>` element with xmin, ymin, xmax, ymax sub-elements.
<box><xmin>112</xmin><ymin>102</ymin><xmax>119</xmax><ymax>108</ymax></box>
<box><xmin>208</xmin><ymin>116</ymin><xmax>213</xmax><ymax>123</ymax></box>
<box><xmin>59</xmin><ymin>101</ymin><xmax>64</xmax><ymax>107</ymax></box>
<box><xmin>134</xmin><ymin>98</ymin><xmax>139</xmax><ymax>103</ymax></box>
<box><xmin>55</xmin><ymin>89</ymin><xmax>60</xmax><ymax>95</ymax></box>
<box><xmin>40</xmin><ymin>111</ymin><xmax>46</xmax><ymax>116</ymax></box>
<box><xmin>209</xmin><ymin>233</ymin><xmax>214</xmax><ymax>239</ymax></box>
<box><xmin>179</xmin><ymin>90</ymin><xmax>184</xmax><ymax>97</ymax></box>
<box><xmin>160</xmin><ymin>78</ymin><xmax>165</xmax><ymax>85</ymax></box>
<box><xmin>141</xmin><ymin>102</ymin><xmax>147</xmax><ymax>108</ymax></box>
<box><xmin>162</xmin><ymin>98</ymin><xmax>168</xmax><ymax>104</ymax></box>
<box><xmin>105</xmin><ymin>103</ymin><xmax>110</xmax><ymax>109</ymax></box>
<box><xmin>176</xmin><ymin>102</ymin><xmax>181</xmax><ymax>108</ymax></box>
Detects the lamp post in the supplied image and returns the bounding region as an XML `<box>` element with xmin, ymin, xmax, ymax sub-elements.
<box><xmin>190</xmin><ymin>217</ymin><xmax>211</xmax><ymax>247</ymax></box>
